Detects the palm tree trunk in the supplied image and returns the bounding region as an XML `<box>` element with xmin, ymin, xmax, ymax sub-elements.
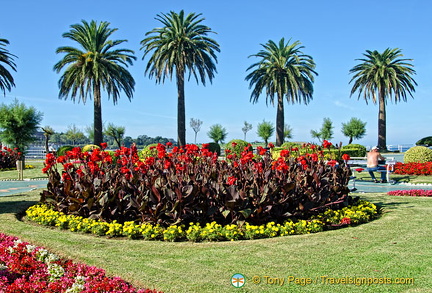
<box><xmin>93</xmin><ymin>83</ymin><xmax>103</xmax><ymax>146</ymax></box>
<box><xmin>176</xmin><ymin>68</ymin><xmax>186</xmax><ymax>147</ymax></box>
<box><xmin>378</xmin><ymin>90</ymin><xmax>386</xmax><ymax>151</ymax></box>
<box><xmin>276</xmin><ymin>93</ymin><xmax>284</xmax><ymax>146</ymax></box>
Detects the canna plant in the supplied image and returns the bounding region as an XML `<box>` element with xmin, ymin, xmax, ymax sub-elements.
<box><xmin>40</xmin><ymin>141</ymin><xmax>352</xmax><ymax>227</ymax></box>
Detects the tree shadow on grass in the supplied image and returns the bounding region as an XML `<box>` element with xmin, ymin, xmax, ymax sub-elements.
<box><xmin>0</xmin><ymin>194</ymin><xmax>39</xmax><ymax>219</ymax></box>
<box><xmin>372</xmin><ymin>201</ymin><xmax>413</xmax><ymax>212</ymax></box>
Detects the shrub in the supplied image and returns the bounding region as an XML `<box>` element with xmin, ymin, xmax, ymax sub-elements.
<box><xmin>82</xmin><ymin>144</ymin><xmax>100</xmax><ymax>152</ymax></box>
<box><xmin>416</xmin><ymin>136</ymin><xmax>432</xmax><ymax>146</ymax></box>
<box><xmin>340</xmin><ymin>144</ymin><xmax>367</xmax><ymax>157</ymax></box>
<box><xmin>207</xmin><ymin>142</ymin><xmax>221</xmax><ymax>156</ymax></box>
<box><xmin>0</xmin><ymin>146</ymin><xmax>21</xmax><ymax>170</ymax></box>
<box><xmin>140</xmin><ymin>143</ymin><xmax>158</xmax><ymax>158</ymax></box>
<box><xmin>56</xmin><ymin>145</ymin><xmax>74</xmax><ymax>157</ymax></box>
<box><xmin>404</xmin><ymin>146</ymin><xmax>432</xmax><ymax>163</ymax></box>
<box><xmin>40</xmin><ymin>142</ymin><xmax>352</xmax><ymax>227</ymax></box>
<box><xmin>224</xmin><ymin>139</ymin><xmax>252</xmax><ymax>159</ymax></box>
<box><xmin>281</xmin><ymin>142</ymin><xmax>302</xmax><ymax>149</ymax></box>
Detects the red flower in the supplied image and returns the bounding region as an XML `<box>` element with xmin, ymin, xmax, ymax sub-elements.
<box><xmin>322</xmin><ymin>140</ymin><xmax>332</xmax><ymax>149</ymax></box>
<box><xmin>268</xmin><ymin>143</ymin><xmax>275</xmax><ymax>148</ymax></box>
<box><xmin>327</xmin><ymin>160</ymin><xmax>338</xmax><ymax>167</ymax></box>
<box><xmin>257</xmin><ymin>146</ymin><xmax>267</xmax><ymax>155</ymax></box>
<box><xmin>355</xmin><ymin>168</ymin><xmax>364</xmax><ymax>172</ymax></box>
<box><xmin>340</xmin><ymin>217</ymin><xmax>351</xmax><ymax>225</ymax></box>
<box><xmin>227</xmin><ymin>176</ymin><xmax>237</xmax><ymax>185</ymax></box>
<box><xmin>166</xmin><ymin>141</ymin><xmax>173</xmax><ymax>147</ymax></box>
<box><xmin>342</xmin><ymin>154</ymin><xmax>350</xmax><ymax>161</ymax></box>
<box><xmin>100</xmin><ymin>142</ymin><xmax>108</xmax><ymax>150</ymax></box>
<box><xmin>280</xmin><ymin>149</ymin><xmax>290</xmax><ymax>157</ymax></box>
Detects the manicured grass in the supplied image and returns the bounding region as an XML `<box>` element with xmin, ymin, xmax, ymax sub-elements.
<box><xmin>0</xmin><ymin>160</ymin><xmax>47</xmax><ymax>180</ymax></box>
<box><xmin>1</xmin><ymin>190</ymin><xmax>432</xmax><ymax>292</ymax></box>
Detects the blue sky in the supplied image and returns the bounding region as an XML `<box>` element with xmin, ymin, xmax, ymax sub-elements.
<box><xmin>1</xmin><ymin>0</ymin><xmax>431</xmax><ymax>147</ymax></box>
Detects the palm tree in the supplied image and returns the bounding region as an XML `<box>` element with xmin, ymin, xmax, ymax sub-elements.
<box><xmin>349</xmin><ymin>48</ymin><xmax>416</xmax><ymax>150</ymax></box>
<box><xmin>141</xmin><ymin>10</ymin><xmax>220</xmax><ymax>146</ymax></box>
<box><xmin>54</xmin><ymin>20</ymin><xmax>136</xmax><ymax>146</ymax></box>
<box><xmin>0</xmin><ymin>37</ymin><xmax>17</xmax><ymax>96</ymax></box>
<box><xmin>246</xmin><ymin>38</ymin><xmax>317</xmax><ymax>146</ymax></box>
<box><xmin>41</xmin><ymin>126</ymin><xmax>55</xmax><ymax>154</ymax></box>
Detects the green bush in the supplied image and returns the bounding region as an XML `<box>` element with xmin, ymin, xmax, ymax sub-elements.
<box><xmin>207</xmin><ymin>142</ymin><xmax>221</xmax><ymax>156</ymax></box>
<box><xmin>416</xmin><ymin>136</ymin><xmax>432</xmax><ymax>146</ymax></box>
<box><xmin>340</xmin><ymin>144</ymin><xmax>367</xmax><ymax>157</ymax></box>
<box><xmin>404</xmin><ymin>146</ymin><xmax>432</xmax><ymax>163</ymax></box>
<box><xmin>56</xmin><ymin>145</ymin><xmax>74</xmax><ymax>157</ymax></box>
<box><xmin>140</xmin><ymin>143</ymin><xmax>158</xmax><ymax>159</ymax></box>
<box><xmin>82</xmin><ymin>144</ymin><xmax>100</xmax><ymax>152</ymax></box>
<box><xmin>281</xmin><ymin>142</ymin><xmax>302</xmax><ymax>149</ymax></box>
<box><xmin>225</xmin><ymin>139</ymin><xmax>252</xmax><ymax>158</ymax></box>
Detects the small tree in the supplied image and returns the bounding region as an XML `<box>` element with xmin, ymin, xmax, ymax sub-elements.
<box><xmin>284</xmin><ymin>124</ymin><xmax>293</xmax><ymax>141</ymax></box>
<box><xmin>257</xmin><ymin>120</ymin><xmax>274</xmax><ymax>146</ymax></box>
<box><xmin>190</xmin><ymin>118</ymin><xmax>203</xmax><ymax>144</ymax></box>
<box><xmin>0</xmin><ymin>99</ymin><xmax>43</xmax><ymax>156</ymax></box>
<box><xmin>242</xmin><ymin>121</ymin><xmax>253</xmax><ymax>141</ymax></box>
<box><xmin>65</xmin><ymin>124</ymin><xmax>86</xmax><ymax>145</ymax></box>
<box><xmin>41</xmin><ymin>126</ymin><xmax>55</xmax><ymax>154</ymax></box>
<box><xmin>311</xmin><ymin>117</ymin><xmax>333</xmax><ymax>143</ymax></box>
<box><xmin>341</xmin><ymin>117</ymin><xmax>367</xmax><ymax>144</ymax></box>
<box><xmin>207</xmin><ymin>124</ymin><xmax>227</xmax><ymax>144</ymax></box>
<box><xmin>104</xmin><ymin>123</ymin><xmax>125</xmax><ymax>148</ymax></box>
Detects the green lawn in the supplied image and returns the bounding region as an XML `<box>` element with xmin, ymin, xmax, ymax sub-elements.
<box><xmin>1</xmin><ymin>190</ymin><xmax>432</xmax><ymax>292</ymax></box>
<box><xmin>0</xmin><ymin>160</ymin><xmax>46</xmax><ymax>180</ymax></box>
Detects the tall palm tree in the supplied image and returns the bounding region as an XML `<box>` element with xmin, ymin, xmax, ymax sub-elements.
<box><xmin>246</xmin><ymin>38</ymin><xmax>317</xmax><ymax>146</ymax></box>
<box><xmin>54</xmin><ymin>20</ymin><xmax>136</xmax><ymax>146</ymax></box>
<box><xmin>141</xmin><ymin>10</ymin><xmax>220</xmax><ymax>146</ymax></box>
<box><xmin>349</xmin><ymin>48</ymin><xmax>416</xmax><ymax>150</ymax></box>
<box><xmin>0</xmin><ymin>37</ymin><xmax>17</xmax><ymax>96</ymax></box>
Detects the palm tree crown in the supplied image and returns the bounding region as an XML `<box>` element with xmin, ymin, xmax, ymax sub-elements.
<box><xmin>349</xmin><ymin>48</ymin><xmax>416</xmax><ymax>149</ymax></box>
<box><xmin>0</xmin><ymin>37</ymin><xmax>17</xmax><ymax>96</ymax></box>
<box><xmin>246</xmin><ymin>38</ymin><xmax>317</xmax><ymax>146</ymax></box>
<box><xmin>140</xmin><ymin>10</ymin><xmax>220</xmax><ymax>146</ymax></box>
<box><xmin>54</xmin><ymin>20</ymin><xmax>136</xmax><ymax>145</ymax></box>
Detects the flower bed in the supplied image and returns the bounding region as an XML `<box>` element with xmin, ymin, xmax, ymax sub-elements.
<box><xmin>0</xmin><ymin>233</ymin><xmax>163</xmax><ymax>292</ymax></box>
<box><xmin>387</xmin><ymin>189</ymin><xmax>432</xmax><ymax>197</ymax></box>
<box><xmin>40</xmin><ymin>142</ymin><xmax>353</xmax><ymax>227</ymax></box>
<box><xmin>26</xmin><ymin>200</ymin><xmax>379</xmax><ymax>242</ymax></box>
<box><xmin>394</xmin><ymin>162</ymin><xmax>432</xmax><ymax>176</ymax></box>
<box><xmin>0</xmin><ymin>147</ymin><xmax>21</xmax><ymax>170</ymax></box>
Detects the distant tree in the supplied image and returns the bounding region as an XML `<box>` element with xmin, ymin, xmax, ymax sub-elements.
<box><xmin>0</xmin><ymin>37</ymin><xmax>17</xmax><ymax>96</ymax></box>
<box><xmin>104</xmin><ymin>123</ymin><xmax>125</xmax><ymax>148</ymax></box>
<box><xmin>257</xmin><ymin>120</ymin><xmax>274</xmax><ymax>146</ymax></box>
<box><xmin>207</xmin><ymin>124</ymin><xmax>227</xmax><ymax>144</ymax></box>
<box><xmin>190</xmin><ymin>118</ymin><xmax>203</xmax><ymax>144</ymax></box>
<box><xmin>284</xmin><ymin>124</ymin><xmax>293</xmax><ymax>141</ymax></box>
<box><xmin>41</xmin><ymin>126</ymin><xmax>55</xmax><ymax>154</ymax></box>
<box><xmin>54</xmin><ymin>20</ymin><xmax>136</xmax><ymax>146</ymax></box>
<box><xmin>141</xmin><ymin>10</ymin><xmax>220</xmax><ymax>146</ymax></box>
<box><xmin>123</xmin><ymin>136</ymin><xmax>134</xmax><ymax>147</ymax></box>
<box><xmin>246</xmin><ymin>38</ymin><xmax>317</xmax><ymax>146</ymax></box>
<box><xmin>242</xmin><ymin>121</ymin><xmax>253</xmax><ymax>141</ymax></box>
<box><xmin>341</xmin><ymin>117</ymin><xmax>367</xmax><ymax>144</ymax></box>
<box><xmin>311</xmin><ymin>118</ymin><xmax>333</xmax><ymax>143</ymax></box>
<box><xmin>349</xmin><ymin>48</ymin><xmax>416</xmax><ymax>150</ymax></box>
<box><xmin>0</xmin><ymin>99</ymin><xmax>43</xmax><ymax>155</ymax></box>
<box><xmin>65</xmin><ymin>124</ymin><xmax>85</xmax><ymax>145</ymax></box>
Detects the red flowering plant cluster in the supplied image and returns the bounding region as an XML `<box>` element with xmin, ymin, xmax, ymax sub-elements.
<box><xmin>394</xmin><ymin>162</ymin><xmax>432</xmax><ymax>176</ymax></box>
<box><xmin>0</xmin><ymin>233</ymin><xmax>162</xmax><ymax>292</ymax></box>
<box><xmin>388</xmin><ymin>189</ymin><xmax>432</xmax><ymax>197</ymax></box>
<box><xmin>40</xmin><ymin>140</ymin><xmax>352</xmax><ymax>227</ymax></box>
<box><xmin>0</xmin><ymin>146</ymin><xmax>22</xmax><ymax>170</ymax></box>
